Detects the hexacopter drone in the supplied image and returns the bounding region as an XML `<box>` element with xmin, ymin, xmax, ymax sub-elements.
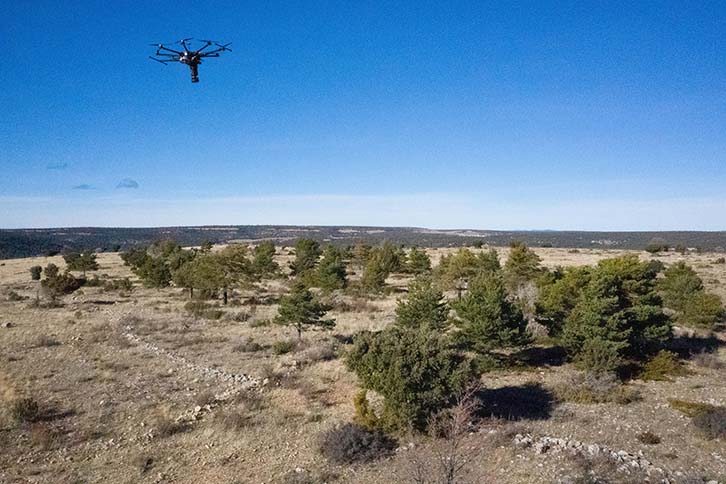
<box><xmin>149</xmin><ymin>38</ymin><xmax>231</xmax><ymax>83</ymax></box>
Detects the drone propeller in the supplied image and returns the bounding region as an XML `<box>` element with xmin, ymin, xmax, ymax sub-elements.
<box><xmin>215</xmin><ymin>42</ymin><xmax>232</xmax><ymax>51</ymax></box>
<box><xmin>149</xmin><ymin>56</ymin><xmax>168</xmax><ymax>65</ymax></box>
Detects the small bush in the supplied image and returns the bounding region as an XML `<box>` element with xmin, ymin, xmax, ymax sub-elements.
<box><xmin>6</xmin><ymin>290</ymin><xmax>26</xmax><ymax>301</ymax></box>
<box><xmin>299</xmin><ymin>342</ymin><xmax>337</xmax><ymax>363</ymax></box>
<box><xmin>636</xmin><ymin>431</ymin><xmax>661</xmax><ymax>445</ymax></box>
<box><xmin>30</xmin><ymin>266</ymin><xmax>42</xmax><ymax>281</ymax></box>
<box><xmin>248</xmin><ymin>318</ymin><xmax>271</xmax><ymax>328</ymax></box>
<box><xmin>638</xmin><ymin>351</ymin><xmax>688</xmax><ymax>381</ymax></box>
<box><xmin>347</xmin><ymin>328</ymin><xmax>474</xmax><ymax>431</ymax></box>
<box><xmin>574</xmin><ymin>338</ymin><xmax>623</xmax><ymax>374</ymax></box>
<box><xmin>34</xmin><ymin>334</ymin><xmax>61</xmax><ymax>347</ymax></box>
<box><xmin>318</xmin><ymin>423</ymin><xmax>397</xmax><ymax>464</ymax></box>
<box><xmin>184</xmin><ymin>301</ymin><xmax>224</xmax><ymax>320</ymax></box>
<box><xmin>668</xmin><ymin>399</ymin><xmax>716</xmax><ymax>418</ymax></box>
<box><xmin>11</xmin><ymin>397</ymin><xmax>41</xmax><ymax>423</ymax></box>
<box><xmin>155</xmin><ymin>416</ymin><xmax>185</xmax><ymax>437</ymax></box>
<box><xmin>273</xmin><ymin>340</ymin><xmax>296</xmax><ymax>355</ymax></box>
<box><xmin>553</xmin><ymin>372</ymin><xmax>640</xmax><ymax>405</ymax></box>
<box><xmin>692</xmin><ymin>407</ymin><xmax>726</xmax><ymax>439</ymax></box>
<box><xmin>232</xmin><ymin>338</ymin><xmax>263</xmax><ymax>353</ymax></box>
<box><xmin>714</xmin><ymin>257</ymin><xmax>725</xmax><ymax>264</ymax></box>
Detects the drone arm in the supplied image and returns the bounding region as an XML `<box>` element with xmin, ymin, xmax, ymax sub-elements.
<box><xmin>157</xmin><ymin>45</ymin><xmax>183</xmax><ymax>55</ymax></box>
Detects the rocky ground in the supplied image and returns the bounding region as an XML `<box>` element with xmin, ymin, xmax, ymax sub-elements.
<box><xmin>0</xmin><ymin>247</ymin><xmax>724</xmax><ymax>484</ymax></box>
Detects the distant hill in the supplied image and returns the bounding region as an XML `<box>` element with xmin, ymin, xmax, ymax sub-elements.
<box><xmin>1</xmin><ymin>226</ymin><xmax>725</xmax><ymax>259</ymax></box>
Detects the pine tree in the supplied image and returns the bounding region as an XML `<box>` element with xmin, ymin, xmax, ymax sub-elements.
<box><xmin>453</xmin><ymin>271</ymin><xmax>529</xmax><ymax>351</ymax></box>
<box><xmin>361</xmin><ymin>253</ymin><xmax>389</xmax><ymax>293</ymax></box>
<box><xmin>395</xmin><ymin>276</ymin><xmax>449</xmax><ymax>330</ymax></box>
<box><xmin>275</xmin><ymin>281</ymin><xmax>334</xmax><ymax>339</ymax></box>
<box><xmin>289</xmin><ymin>239</ymin><xmax>321</xmax><ymax>276</ymax></box>
<box><xmin>406</xmin><ymin>247</ymin><xmax>432</xmax><ymax>274</ymax></box>
<box><xmin>63</xmin><ymin>251</ymin><xmax>99</xmax><ymax>276</ymax></box>
<box><xmin>252</xmin><ymin>241</ymin><xmax>279</xmax><ymax>277</ymax></box>
<box><xmin>314</xmin><ymin>245</ymin><xmax>347</xmax><ymax>291</ymax></box>
<box><xmin>503</xmin><ymin>241</ymin><xmax>542</xmax><ymax>292</ymax></box>
<box><xmin>30</xmin><ymin>266</ymin><xmax>42</xmax><ymax>281</ymax></box>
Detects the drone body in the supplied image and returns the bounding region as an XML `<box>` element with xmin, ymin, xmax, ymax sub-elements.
<box><xmin>149</xmin><ymin>38</ymin><xmax>231</xmax><ymax>83</ymax></box>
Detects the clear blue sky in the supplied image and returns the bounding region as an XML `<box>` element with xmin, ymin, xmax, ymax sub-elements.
<box><xmin>2</xmin><ymin>1</ymin><xmax>725</xmax><ymax>230</ymax></box>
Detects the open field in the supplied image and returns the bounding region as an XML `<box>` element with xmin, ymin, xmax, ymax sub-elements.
<box><xmin>1</xmin><ymin>247</ymin><xmax>725</xmax><ymax>484</ymax></box>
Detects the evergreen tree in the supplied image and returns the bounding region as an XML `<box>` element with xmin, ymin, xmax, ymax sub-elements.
<box><xmin>503</xmin><ymin>241</ymin><xmax>542</xmax><ymax>292</ymax></box>
<box><xmin>406</xmin><ymin>247</ymin><xmax>432</xmax><ymax>274</ymax></box>
<box><xmin>217</xmin><ymin>244</ymin><xmax>252</xmax><ymax>303</ymax></box>
<box><xmin>395</xmin><ymin>276</ymin><xmax>449</xmax><ymax>330</ymax></box>
<box><xmin>361</xmin><ymin>253</ymin><xmax>389</xmax><ymax>293</ymax></box>
<box><xmin>453</xmin><ymin>271</ymin><xmax>529</xmax><ymax>351</ymax></box>
<box><xmin>536</xmin><ymin>266</ymin><xmax>592</xmax><ymax>335</ymax></box>
<box><xmin>314</xmin><ymin>245</ymin><xmax>347</xmax><ymax>291</ymax></box>
<box><xmin>658</xmin><ymin>262</ymin><xmax>704</xmax><ymax>312</ymax></box>
<box><xmin>435</xmin><ymin>248</ymin><xmax>500</xmax><ymax>290</ymax></box>
<box><xmin>289</xmin><ymin>239</ymin><xmax>321</xmax><ymax>276</ymax></box>
<box><xmin>252</xmin><ymin>241</ymin><xmax>278</xmax><ymax>277</ymax></box>
<box><xmin>352</xmin><ymin>242</ymin><xmax>372</xmax><ymax>269</ymax></box>
<box><xmin>30</xmin><ymin>266</ymin><xmax>42</xmax><ymax>281</ymax></box>
<box><xmin>44</xmin><ymin>263</ymin><xmax>59</xmax><ymax>279</ymax></box>
<box><xmin>346</xmin><ymin>327</ymin><xmax>473</xmax><ymax>431</ymax></box>
<box><xmin>561</xmin><ymin>256</ymin><xmax>672</xmax><ymax>358</ymax></box>
<box><xmin>63</xmin><ymin>251</ymin><xmax>99</xmax><ymax>276</ymax></box>
<box><xmin>275</xmin><ymin>281</ymin><xmax>334</xmax><ymax>339</ymax></box>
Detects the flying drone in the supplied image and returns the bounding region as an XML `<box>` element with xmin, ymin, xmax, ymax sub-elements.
<box><xmin>149</xmin><ymin>38</ymin><xmax>231</xmax><ymax>83</ymax></box>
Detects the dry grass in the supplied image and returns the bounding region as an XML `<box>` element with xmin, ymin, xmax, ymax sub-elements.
<box><xmin>0</xmin><ymin>247</ymin><xmax>725</xmax><ymax>483</ymax></box>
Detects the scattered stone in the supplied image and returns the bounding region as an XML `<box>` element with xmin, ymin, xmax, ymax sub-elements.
<box><xmin>513</xmin><ymin>433</ymin><xmax>664</xmax><ymax>478</ymax></box>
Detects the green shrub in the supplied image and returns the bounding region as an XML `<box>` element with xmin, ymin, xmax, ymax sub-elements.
<box><xmin>573</xmin><ymin>338</ymin><xmax>623</xmax><ymax>374</ymax></box>
<box><xmin>636</xmin><ymin>431</ymin><xmax>661</xmax><ymax>445</ymax></box>
<box><xmin>638</xmin><ymin>350</ymin><xmax>688</xmax><ymax>381</ymax></box>
<box><xmin>318</xmin><ymin>423</ymin><xmax>397</xmax><ymax>464</ymax></box>
<box><xmin>679</xmin><ymin>292</ymin><xmax>724</xmax><ymax>329</ymax></box>
<box><xmin>42</xmin><ymin>270</ymin><xmax>84</xmax><ymax>297</ymax></box>
<box><xmin>11</xmin><ymin>398</ymin><xmax>40</xmax><ymax>423</ymax></box>
<box><xmin>273</xmin><ymin>340</ymin><xmax>296</xmax><ymax>355</ymax></box>
<box><xmin>395</xmin><ymin>276</ymin><xmax>449</xmax><ymax>330</ymax></box>
<box><xmin>553</xmin><ymin>372</ymin><xmax>639</xmax><ymax>405</ymax></box>
<box><xmin>536</xmin><ymin>266</ymin><xmax>591</xmax><ymax>335</ymax></box>
<box><xmin>30</xmin><ymin>266</ymin><xmax>42</xmax><ymax>281</ymax></box>
<box><xmin>659</xmin><ymin>262</ymin><xmax>704</xmax><ymax>312</ymax></box>
<box><xmin>645</xmin><ymin>239</ymin><xmax>669</xmax><ymax>253</ymax></box>
<box><xmin>668</xmin><ymin>399</ymin><xmax>716</xmax><ymax>417</ymax></box>
<box><xmin>668</xmin><ymin>399</ymin><xmax>726</xmax><ymax>440</ymax></box>
<box><xmin>346</xmin><ymin>327</ymin><xmax>473</xmax><ymax>431</ymax></box>
<box><xmin>453</xmin><ymin>271</ymin><xmax>529</xmax><ymax>351</ymax></box>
